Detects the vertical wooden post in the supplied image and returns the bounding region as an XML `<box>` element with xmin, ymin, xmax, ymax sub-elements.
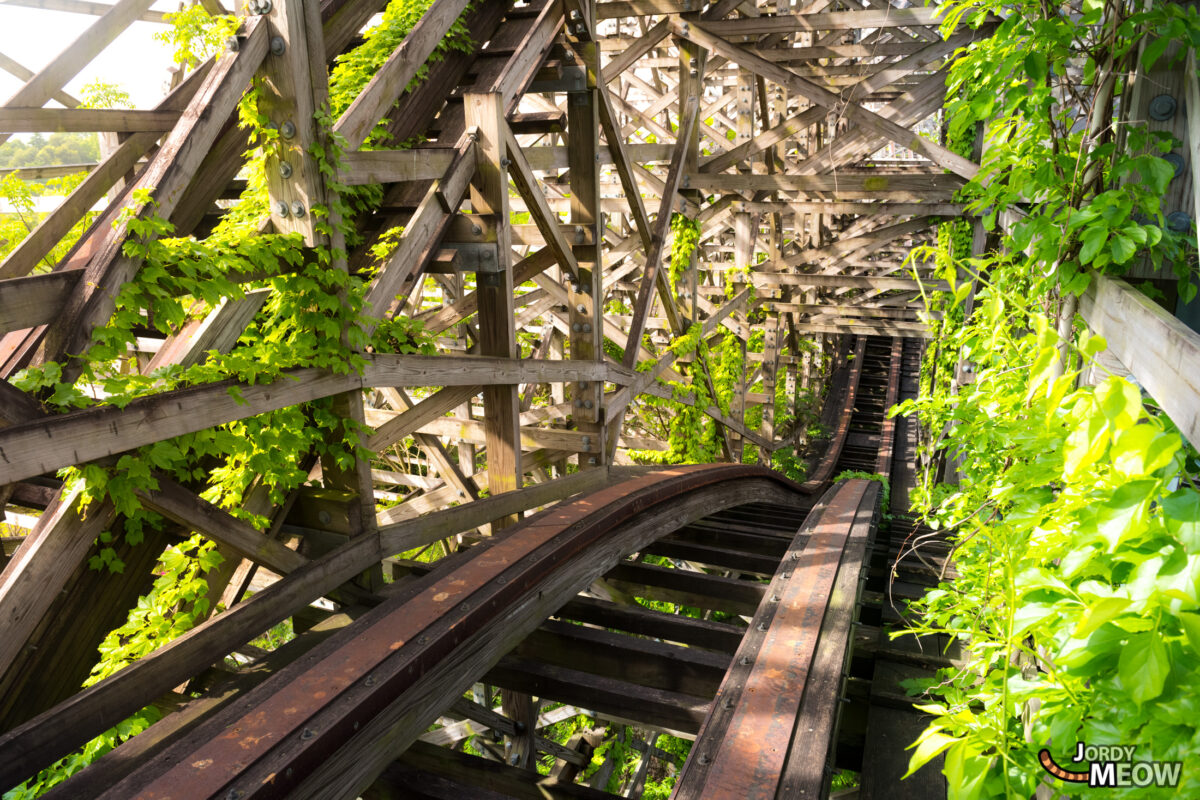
<box><xmin>253</xmin><ymin>0</ymin><xmax>326</xmax><ymax>244</ymax></box>
<box><xmin>567</xmin><ymin>37</ymin><xmax>606</xmax><ymax>469</ymax></box>
<box><xmin>464</xmin><ymin>92</ymin><xmax>522</xmax><ymax>516</ymax></box>
<box><xmin>734</xmin><ymin>210</ymin><xmax>753</xmax><ymax>283</ymax></box>
<box><xmin>730</xmin><ymin>337</ymin><xmax>747</xmax><ymax>460</ymax></box>
<box><xmin>760</xmin><ymin>318</ymin><xmax>779</xmax><ymax>466</ymax></box>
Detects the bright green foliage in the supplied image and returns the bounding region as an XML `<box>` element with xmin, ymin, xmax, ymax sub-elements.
<box><xmin>668</xmin><ymin>213</ymin><xmax>701</xmax><ymax>293</ymax></box>
<box><xmin>328</xmin><ymin>0</ymin><xmax>475</xmax><ymax>146</ymax></box>
<box><xmin>834</xmin><ymin>470</ymin><xmax>889</xmax><ymax>512</ymax></box>
<box><xmin>154</xmin><ymin>5</ymin><xmax>239</xmax><ymax>69</ymax></box>
<box><xmin>893</xmin><ymin>3</ymin><xmax>1200</xmax><ymax>797</ymax></box>
<box><xmin>0</xmin><ymin>3</ymin><xmax>468</xmax><ymax>791</ymax></box>
<box><xmin>4</xmin><ymin>536</ymin><xmax>224</xmax><ymax>798</ymax></box>
<box><xmin>0</xmin><ymin>171</ymin><xmax>94</xmax><ymax>266</ymax></box>
<box><xmin>80</xmin><ymin>80</ymin><xmax>134</xmax><ymax>110</ymax></box>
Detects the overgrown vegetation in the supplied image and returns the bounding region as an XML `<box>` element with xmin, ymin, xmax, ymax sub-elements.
<box><xmin>1</xmin><ymin>0</ymin><xmax>475</xmax><ymax>792</ymax></box>
<box><xmin>896</xmin><ymin>2</ymin><xmax>1200</xmax><ymax>797</ymax></box>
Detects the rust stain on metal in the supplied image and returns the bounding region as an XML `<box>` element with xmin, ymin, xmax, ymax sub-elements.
<box><xmin>700</xmin><ymin>480</ymin><xmax>869</xmax><ymax>799</ymax></box>
<box><xmin>127</xmin><ymin>464</ymin><xmax>809</xmax><ymax>799</ymax></box>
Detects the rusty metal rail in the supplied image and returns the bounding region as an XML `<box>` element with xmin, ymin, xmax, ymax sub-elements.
<box><xmin>27</xmin><ymin>338</ymin><xmax>906</xmax><ymax>800</ymax></box>
<box><xmin>94</xmin><ymin>465</ymin><xmax>814</xmax><ymax>799</ymax></box>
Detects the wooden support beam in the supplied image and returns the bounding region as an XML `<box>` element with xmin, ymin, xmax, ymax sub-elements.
<box><xmin>134</xmin><ymin>476</ymin><xmax>307</xmax><ymax>577</ymax></box>
<box><xmin>667</xmin><ymin>18</ymin><xmax>979</xmax><ymax>180</ymax></box>
<box><xmin>0</xmin><ymin>0</ymin><xmax>159</xmax><ymax>148</ymax></box>
<box><xmin>752</xmin><ymin>274</ymin><xmax>949</xmax><ymax>291</ymax></box>
<box><xmin>503</xmin><ymin>122</ymin><xmax>581</xmax><ymax>282</ymax></box>
<box><xmin>34</xmin><ymin>17</ymin><xmax>269</xmax><ymax>381</ymax></box>
<box><xmin>621</xmin><ymin>94</ymin><xmax>698</xmax><ymax>369</ymax></box>
<box><xmin>0</xmin><ymin>107</ymin><xmax>179</xmax><ymax>132</ymax></box>
<box><xmin>333</xmin><ymin>0</ymin><xmax>472</xmax><ymax>150</ymax></box>
<box><xmin>685</xmin><ymin>172</ymin><xmax>964</xmax><ymax>197</ymax></box>
<box><xmin>760</xmin><ymin>318</ymin><xmax>780</xmax><ymax>464</ymax></box>
<box><xmin>0</xmin><ymin>355</ymin><xmax>620</xmax><ymax>487</ymax></box>
<box><xmin>465</xmin><ymin>91</ymin><xmax>522</xmax><ymax>520</ymax></box>
<box><xmin>564</xmin><ymin>41</ymin><xmax>607</xmax><ymax>455</ymax></box>
<box><xmin>0</xmin><ymin>0</ymin><xmax>169</xmax><ymax>22</ymax></box>
<box><xmin>335</xmin><ymin>147</ymin><xmax>457</xmax><ymax>185</ymax></box>
<box><xmin>1080</xmin><ymin>274</ymin><xmax>1200</xmax><ymax>447</ymax></box>
<box><xmin>367</xmin><ymin>384</ymin><xmax>479</xmax><ymax>451</ymax></box>
<box><xmin>361</xmin><ymin>131</ymin><xmax>476</xmax><ymax>324</ymax></box>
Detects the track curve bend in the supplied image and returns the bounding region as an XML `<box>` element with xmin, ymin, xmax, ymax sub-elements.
<box><xmin>104</xmin><ymin>464</ymin><xmax>856</xmax><ymax>799</ymax></box>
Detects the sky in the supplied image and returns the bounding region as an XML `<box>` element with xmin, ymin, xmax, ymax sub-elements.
<box><xmin>0</xmin><ymin>3</ymin><xmax>179</xmax><ymax>110</ymax></box>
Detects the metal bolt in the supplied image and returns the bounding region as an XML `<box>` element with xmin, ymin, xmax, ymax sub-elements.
<box><xmin>569</xmin><ymin>8</ymin><xmax>581</xmax><ymax>18</ymax></box>
<box><xmin>285</xmin><ymin>768</ymin><xmax>293</xmax><ymax>778</ymax></box>
<box><xmin>594</xmin><ymin>152</ymin><xmax>601</xmax><ymax>162</ymax></box>
<box><xmin>500</xmin><ymin>157</ymin><xmax>512</xmax><ymax>168</ymax></box>
<box><xmin>724</xmin><ymin>698</ymin><xmax>735</xmax><ymax>708</ymax></box>
<box><xmin>757</xmin><ymin>622</ymin><xmax>768</xmax><ymax>632</ymax></box>
<box><xmin>1164</xmin><ymin>152</ymin><xmax>1186</xmax><ymax>179</ymax></box>
<box><xmin>582</xmin><ymin>436</ymin><xmax>592</xmax><ymax>444</ymax></box>
<box><xmin>582</xmin><ymin>323</ymin><xmax>592</xmax><ymax>333</ymax></box>
<box><xmin>575</xmin><ymin>399</ymin><xmax>584</xmax><ymax>407</ymax></box>
<box><xmin>572</xmin><ymin>322</ymin><xmax>582</xmax><ymax>332</ymax></box>
<box><xmin>226</xmin><ymin>790</ymin><xmax>244</xmax><ymax>800</ymax></box>
<box><xmin>301</xmin><ymin>728</ymin><xmax>315</xmax><ymax>740</ymax></box>
<box><xmin>227</xmin><ymin>36</ymin><xmax>240</xmax><ymax>52</ymax></box>
<box><xmin>1149</xmin><ymin>94</ymin><xmax>1178</xmax><ymax>121</ymax></box>
<box><xmin>770</xmin><ymin>593</ymin><xmax>780</xmax><ymax>602</ymax></box>
<box><xmin>280</xmin><ymin>120</ymin><xmax>296</xmax><ymax>139</ymax></box>
<box><xmin>698</xmin><ymin>754</ymin><xmax>711</xmax><ymax>765</ymax></box>
<box><xmin>270</xmin><ymin>36</ymin><xmax>286</xmax><ymax>56</ymax></box>
<box><xmin>471</xmin><ymin>223</ymin><xmax>482</xmax><ymax>235</ymax></box>
<box><xmin>279</xmin><ymin>161</ymin><xmax>293</xmax><ymax>179</ymax></box>
<box><xmin>497</xmin><ymin>576</ymin><xmax>508</xmax><ymax>584</ymax></box>
<box><xmin>510</xmin><ymin>754</ymin><xmax>521</xmax><ymax>765</ymax></box>
<box><xmin>588</xmin><ymin>457</ymin><xmax>598</xmax><ymax>466</ymax></box>
<box><xmin>292</xmin><ymin>202</ymin><xmax>305</xmax><ymax>217</ymax></box>
<box><xmin>740</xmin><ymin>656</ymin><xmax>752</xmax><ymax>666</ymax></box>
<box><xmin>276</xmin><ymin>201</ymin><xmax>290</xmax><ymax>218</ymax></box>
<box><xmin>417</xmin><ymin>635</ymin><xmax>428</xmax><ymax>644</ymax></box>
<box><xmin>365</xmin><ymin>675</ymin><xmax>377</xmax><ymax>686</ymax></box>
<box><xmin>574</xmin><ymin>226</ymin><xmax>585</xmax><ymax>243</ymax></box>
<box><xmin>563</xmin><ymin>49</ymin><xmax>575</xmax><ymax>62</ymax></box>
<box><xmin>579</xmin><ymin>381</ymin><xmax>589</xmax><ymax>389</ymax></box>
<box><xmin>576</xmin><ymin>303</ymin><xmax>586</xmax><ymax>313</ymax></box>
<box><xmin>1167</xmin><ymin>211</ymin><xmax>1192</xmax><ymax>232</ymax></box>
<box><xmin>584</xmin><ymin>400</ymin><xmax>593</xmax><ymax>409</ymax></box>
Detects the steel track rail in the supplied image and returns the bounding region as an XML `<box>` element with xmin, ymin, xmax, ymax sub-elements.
<box><xmin>94</xmin><ymin>464</ymin><xmax>814</xmax><ymax>800</ymax></box>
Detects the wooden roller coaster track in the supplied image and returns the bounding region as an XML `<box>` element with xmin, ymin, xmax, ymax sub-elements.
<box><xmin>0</xmin><ymin>0</ymin><xmax>1035</xmax><ymax>794</ymax></box>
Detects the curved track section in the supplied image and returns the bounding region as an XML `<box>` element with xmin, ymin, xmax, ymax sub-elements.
<box><xmin>92</xmin><ymin>465</ymin><xmax>833</xmax><ymax>799</ymax></box>
<box><xmin>18</xmin><ymin>339</ymin><xmax>904</xmax><ymax>800</ymax></box>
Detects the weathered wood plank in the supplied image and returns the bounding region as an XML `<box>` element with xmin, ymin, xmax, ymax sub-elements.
<box><xmin>1079</xmin><ymin>274</ymin><xmax>1200</xmax><ymax>447</ymax></box>
<box><xmin>0</xmin><ymin>355</ymin><xmax>622</xmax><ymax>487</ymax></box>
<box><xmin>669</xmin><ymin>18</ymin><xmax>979</xmax><ymax>180</ymax></box>
<box><xmin>0</xmin><ymin>271</ymin><xmax>78</xmax><ymax>334</ymax></box>
<box><xmin>0</xmin><ymin>470</ymin><xmax>611</xmax><ymax>788</ymax></box>
<box><xmin>336</xmin><ymin>147</ymin><xmax>457</xmax><ymax>185</ymax></box>
<box><xmin>333</xmin><ymin>0</ymin><xmax>472</xmax><ymax>149</ymax></box>
<box><xmin>0</xmin><ymin>107</ymin><xmax>178</xmax><ymax>132</ymax></box>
